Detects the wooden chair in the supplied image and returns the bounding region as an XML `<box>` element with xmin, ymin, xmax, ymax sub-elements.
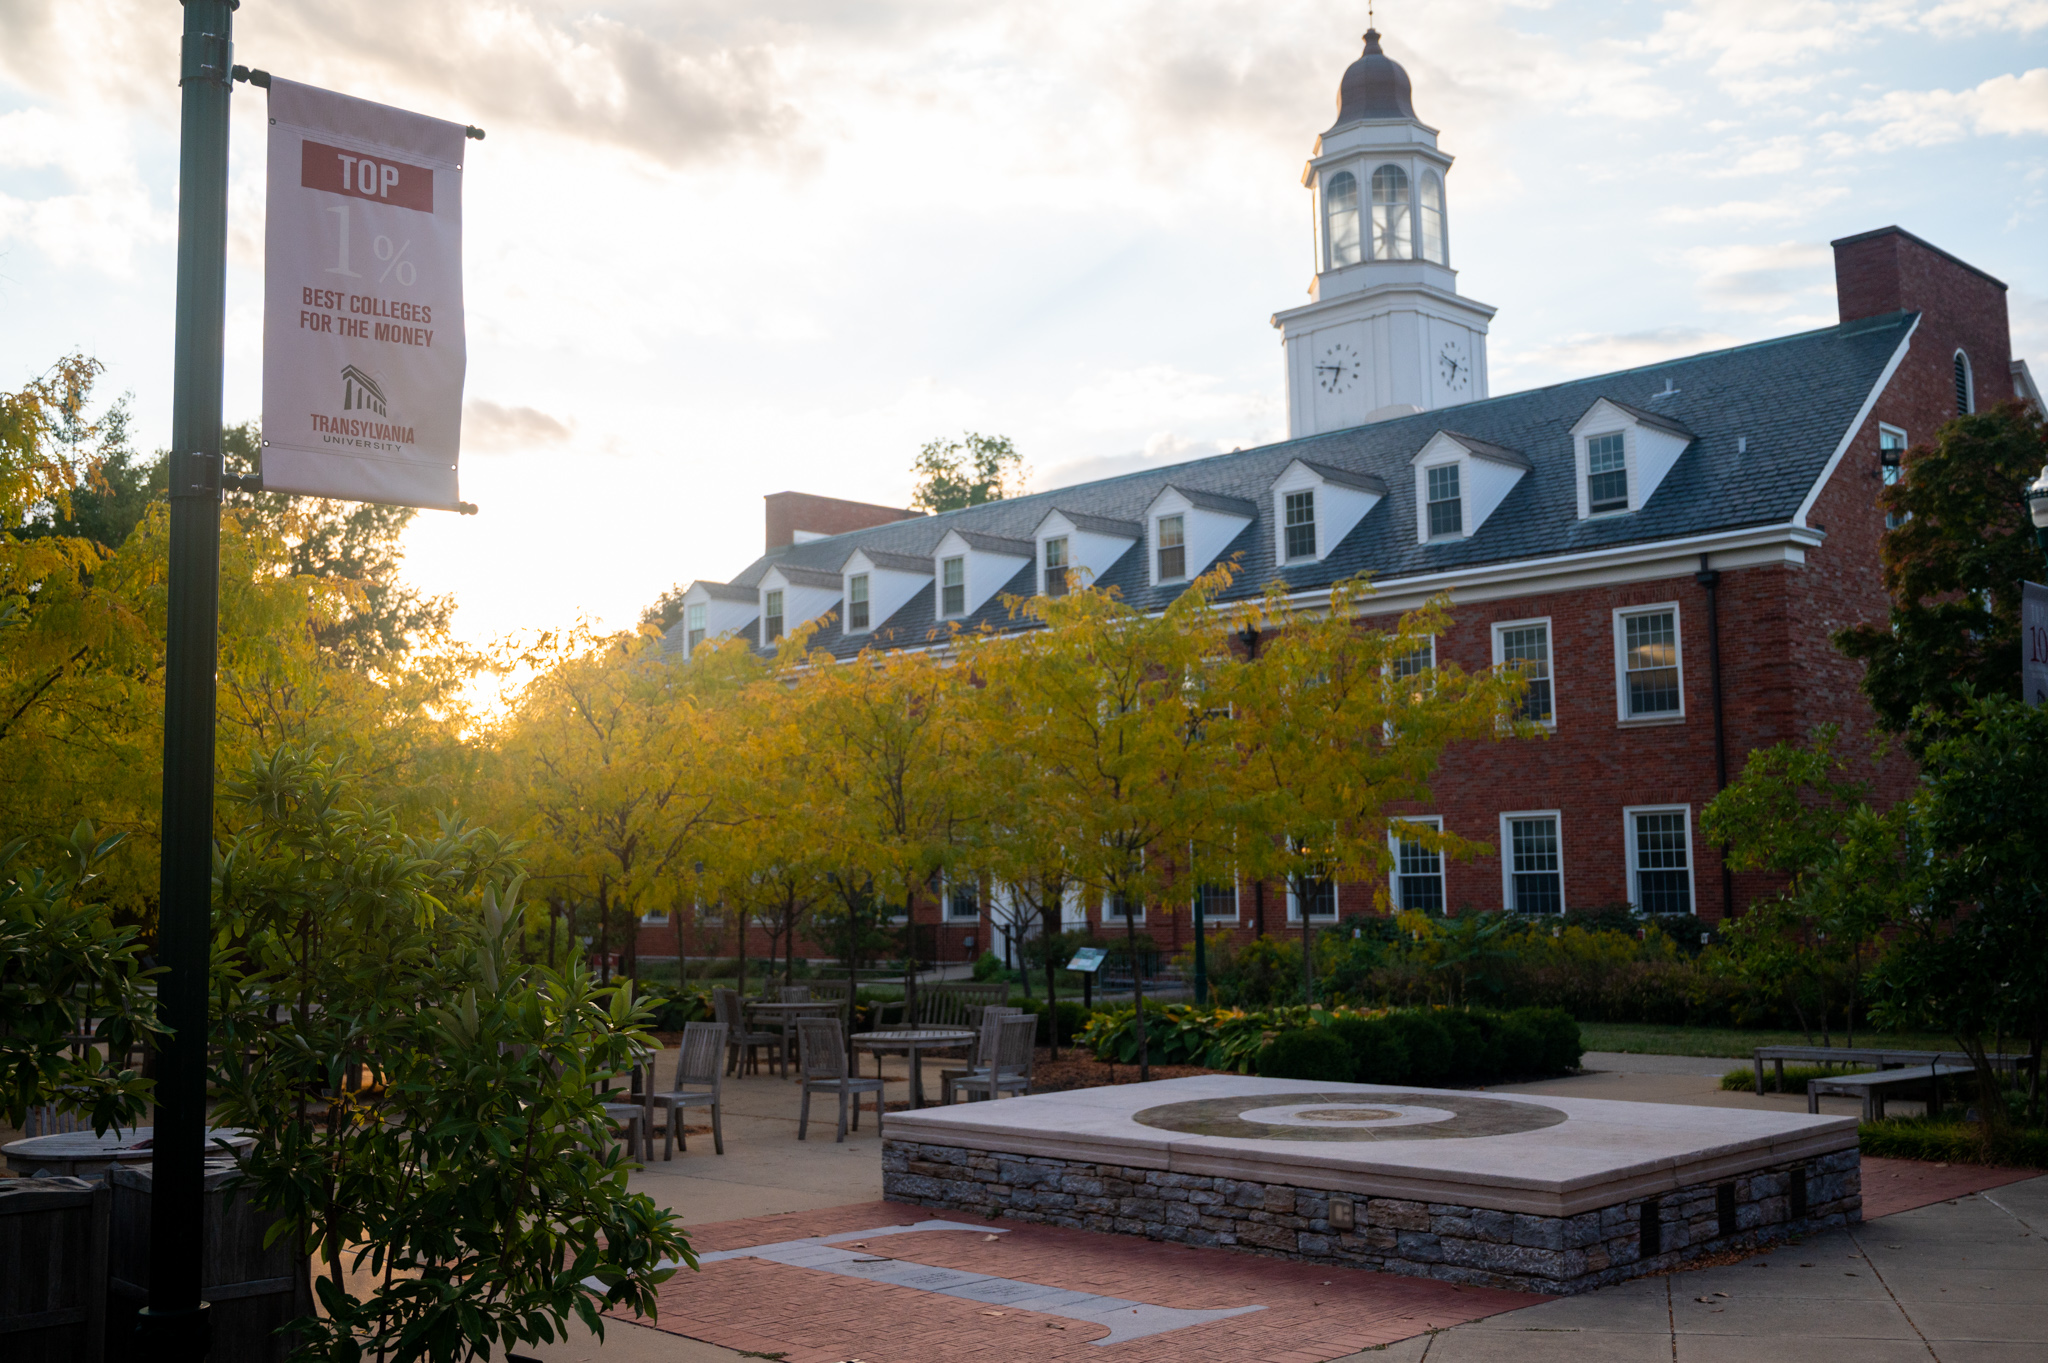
<box><xmin>948</xmin><ymin>1014</ymin><xmax>1037</xmax><ymax>1103</ymax></box>
<box><xmin>939</xmin><ymin>1006</ymin><xmax>1022</xmax><ymax>1105</ymax></box>
<box><xmin>596</xmin><ymin>1047</ymin><xmax>654</xmax><ymax>1161</ymax></box>
<box><xmin>651</xmin><ymin>1022</ymin><xmax>728</xmax><ymax>1158</ymax></box>
<box><xmin>713</xmin><ymin>987</ymin><xmax>783</xmax><ymax>1077</ymax></box>
<box><xmin>796</xmin><ymin>1017</ymin><xmax>886</xmax><ymax>1143</ymax></box>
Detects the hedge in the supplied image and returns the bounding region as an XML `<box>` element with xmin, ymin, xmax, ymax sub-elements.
<box><xmin>1078</xmin><ymin>1002</ymin><xmax>1582</xmax><ymax>1086</ymax></box>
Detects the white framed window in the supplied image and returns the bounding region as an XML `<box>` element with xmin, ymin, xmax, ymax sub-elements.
<box><xmin>1391</xmin><ymin>634</ymin><xmax>1435</xmax><ymax>679</ymax></box>
<box><xmin>763</xmin><ymin>589</ymin><xmax>784</xmax><ymax>644</ymax></box>
<box><xmin>1043</xmin><ymin>536</ymin><xmax>1069</xmax><ymax>597</ymax></box>
<box><xmin>1060</xmin><ymin>882</ymin><xmax>1088</xmax><ymax>929</ymax></box>
<box><xmin>1491</xmin><ymin>618</ymin><xmax>1554</xmax><ymax>726</ymax></box>
<box><xmin>1196</xmin><ymin>879</ymin><xmax>1240</xmax><ymax>923</ymax></box>
<box><xmin>1625</xmin><ymin>806</ymin><xmax>1694</xmax><ymax>915</ymax></box>
<box><xmin>1103</xmin><ymin>888</ymin><xmax>1144</xmax><ymax>924</ymax></box>
<box><xmin>1155</xmin><ymin>514</ymin><xmax>1187</xmax><ymax>581</ymax></box>
<box><xmin>641</xmin><ymin>908</ymin><xmax>669</xmax><ymax>926</ymax></box>
<box><xmin>1954</xmin><ymin>350</ymin><xmax>1974</xmax><ymax>416</ymax></box>
<box><xmin>1283</xmin><ymin>489</ymin><xmax>1317</xmax><ymax>561</ymax></box>
<box><xmin>1880</xmin><ymin>423</ymin><xmax>1908</xmax><ymax>531</ymax></box>
<box><xmin>940</xmin><ymin>556</ymin><xmax>965</xmax><ymax>617</ymax></box>
<box><xmin>1285</xmin><ymin>875</ymin><xmax>1338</xmax><ymax>922</ymax></box>
<box><xmin>685</xmin><ymin>603</ymin><xmax>706</xmax><ymax>652</ymax></box>
<box><xmin>1614</xmin><ymin>604</ymin><xmax>1684</xmax><ymax>722</ymax></box>
<box><xmin>1586</xmin><ymin>431</ymin><xmax>1628</xmax><ymax>514</ymax></box>
<box><xmin>944</xmin><ymin>877</ymin><xmax>980</xmax><ymax>921</ymax></box>
<box><xmin>1325</xmin><ymin>169</ymin><xmax>1361</xmax><ymax>268</ymax></box>
<box><xmin>1419</xmin><ymin>169</ymin><xmax>1446</xmax><ymax>265</ymax></box>
<box><xmin>1370</xmin><ymin>164</ymin><xmax>1411</xmax><ymax>260</ymax></box>
<box><xmin>848</xmin><ymin>573</ymin><xmax>870</xmax><ymax>631</ymax></box>
<box><xmin>1389</xmin><ymin>817</ymin><xmax>1444</xmax><ymax>913</ymax></box>
<box><xmin>1425</xmin><ymin>464</ymin><xmax>1462</xmax><ymax>538</ymax></box>
<box><xmin>1500</xmin><ymin>811</ymin><xmax>1563</xmax><ymax>915</ymax></box>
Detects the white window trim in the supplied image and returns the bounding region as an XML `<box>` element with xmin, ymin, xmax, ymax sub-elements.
<box><xmin>1581</xmin><ymin>428</ymin><xmax>1631</xmax><ymax>519</ymax></box>
<box><xmin>1154</xmin><ymin>514</ymin><xmax>1189</xmax><ymax>584</ymax></box>
<box><xmin>942</xmin><ymin>875</ymin><xmax>981</xmax><ymax>922</ymax></box>
<box><xmin>1878</xmin><ymin>421</ymin><xmax>1907</xmax><ymax>451</ymax></box>
<box><xmin>1285</xmin><ymin>874</ymin><xmax>1339</xmax><ymax>923</ymax></box>
<box><xmin>1490</xmin><ymin>616</ymin><xmax>1556</xmax><ymax>730</ymax></box>
<box><xmin>1421</xmin><ymin>461</ymin><xmax>1466</xmax><ymax>542</ymax></box>
<box><xmin>1498</xmin><ymin>809</ymin><xmax>1565</xmax><ymax>915</ymax></box>
<box><xmin>1281</xmin><ymin>487</ymin><xmax>1318</xmax><ymax>562</ymax></box>
<box><xmin>1623</xmin><ymin>804</ymin><xmax>1695</xmax><ymax>916</ymax></box>
<box><xmin>1386</xmin><ymin>815</ymin><xmax>1444</xmax><ymax>914</ymax></box>
<box><xmin>1060</xmin><ymin>883</ymin><xmax>1088</xmax><ymax>929</ymax></box>
<box><xmin>1194</xmin><ymin>877</ymin><xmax>1241</xmax><ymax>923</ymax></box>
<box><xmin>939</xmin><ymin>556</ymin><xmax>966</xmax><ymax>618</ymax></box>
<box><xmin>846</xmin><ymin>573</ymin><xmax>872</xmax><ymax>634</ymax></box>
<box><xmin>1612</xmin><ymin>601</ymin><xmax>1686</xmax><ymax>725</ymax></box>
<box><xmin>1041</xmin><ymin>536</ymin><xmax>1068</xmax><ymax>597</ymax></box>
<box><xmin>1101</xmin><ymin>888</ymin><xmax>1145</xmax><ymax>925</ymax></box>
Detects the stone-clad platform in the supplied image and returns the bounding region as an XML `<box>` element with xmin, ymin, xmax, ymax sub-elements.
<box><xmin>881</xmin><ymin>1076</ymin><xmax>1860</xmax><ymax>1294</ymax></box>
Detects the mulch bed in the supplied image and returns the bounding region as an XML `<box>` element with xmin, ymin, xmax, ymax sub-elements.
<box><xmin>1031</xmin><ymin>1048</ymin><xmax>1231</xmax><ymax>1092</ymax></box>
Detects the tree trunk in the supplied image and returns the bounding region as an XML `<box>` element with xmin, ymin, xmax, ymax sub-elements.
<box><xmin>597</xmin><ymin>883</ymin><xmax>611</xmax><ymax>985</ymax></box>
<box><xmin>1297</xmin><ymin>876</ymin><xmax>1313</xmax><ymax>1006</ymax></box>
<box><xmin>1253</xmin><ymin>879</ymin><xmax>1266</xmax><ymax>938</ymax></box>
<box><xmin>1126</xmin><ymin>901</ymin><xmax>1149</xmax><ymax>1082</ymax></box>
<box><xmin>1041</xmin><ymin>893</ymin><xmax>1064</xmax><ymax>1063</ymax></box>
<box><xmin>736</xmin><ymin>903</ymin><xmax>748</xmax><ymax>998</ymax></box>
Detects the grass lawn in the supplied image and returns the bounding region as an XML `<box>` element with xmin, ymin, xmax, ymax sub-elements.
<box><xmin>1580</xmin><ymin>1020</ymin><xmax>1965</xmax><ymax>1058</ymax></box>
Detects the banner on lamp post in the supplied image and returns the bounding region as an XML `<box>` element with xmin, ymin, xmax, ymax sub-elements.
<box><xmin>261</xmin><ymin>78</ymin><xmax>468</xmax><ymax>509</ymax></box>
<box><xmin>2025</xmin><ymin>582</ymin><xmax>2048</xmax><ymax>706</ymax></box>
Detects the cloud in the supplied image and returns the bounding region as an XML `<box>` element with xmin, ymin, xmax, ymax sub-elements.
<box><xmin>1494</xmin><ymin>326</ymin><xmax>1752</xmax><ymax>387</ymax></box>
<box><xmin>464</xmin><ymin>399</ymin><xmax>572</xmax><ymax>451</ymax></box>
<box><xmin>1036</xmin><ymin>430</ymin><xmax>1233</xmax><ymax>491</ymax></box>
<box><xmin>1847</xmin><ymin>68</ymin><xmax>2048</xmax><ymax>149</ymax></box>
<box><xmin>1656</xmin><ymin>183</ymin><xmax>1849</xmax><ymax>224</ymax></box>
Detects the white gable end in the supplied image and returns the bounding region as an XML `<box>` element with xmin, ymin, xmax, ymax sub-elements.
<box><xmin>1271</xmin><ymin>459</ymin><xmax>1386</xmax><ymax>565</ymax></box>
<box><xmin>1569</xmin><ymin>399</ymin><xmax>1695</xmax><ymax>519</ymax></box>
<box><xmin>1032</xmin><ymin>509</ymin><xmax>1138</xmax><ymax>594</ymax></box>
<box><xmin>1144</xmin><ymin>486</ymin><xmax>1256</xmax><ymax>588</ymax></box>
<box><xmin>842</xmin><ymin>549</ymin><xmax>932</xmax><ymax>636</ymax></box>
<box><xmin>759</xmin><ymin>564</ymin><xmax>841</xmax><ymax>644</ymax></box>
<box><xmin>1409</xmin><ymin>431</ymin><xmax>1527</xmax><ymax>543</ymax></box>
<box><xmin>933</xmin><ymin>528</ymin><xmax>1032</xmax><ymax>619</ymax></box>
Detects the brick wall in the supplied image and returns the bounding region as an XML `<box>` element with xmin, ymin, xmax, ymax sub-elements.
<box><xmin>1833</xmin><ymin>226</ymin><xmax>2011</xmax><ymax>417</ymax></box>
<box><xmin>764</xmin><ymin>491</ymin><xmax>924</xmax><ymax>551</ymax></box>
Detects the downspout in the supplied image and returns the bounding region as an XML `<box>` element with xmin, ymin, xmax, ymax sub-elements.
<box><xmin>1696</xmin><ymin>554</ymin><xmax>1735</xmax><ymax>922</ymax></box>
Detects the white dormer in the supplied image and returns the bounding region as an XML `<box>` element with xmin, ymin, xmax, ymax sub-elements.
<box><xmin>1409</xmin><ymin>430</ymin><xmax>1530</xmax><ymax>544</ymax></box>
<box><xmin>841</xmin><ymin>547</ymin><xmax>932</xmax><ymax>636</ymax></box>
<box><xmin>1031</xmin><ymin>509</ymin><xmax>1140</xmax><ymax>597</ymax></box>
<box><xmin>1143</xmin><ymin>485</ymin><xmax>1257</xmax><ymax>588</ymax></box>
<box><xmin>757</xmin><ymin>562</ymin><xmax>842</xmax><ymax>647</ymax></box>
<box><xmin>1568</xmin><ymin>399</ymin><xmax>1695</xmax><ymax>520</ymax></box>
<box><xmin>673</xmin><ymin>580</ymin><xmax>757</xmax><ymax>659</ymax></box>
<box><xmin>932</xmin><ymin>528</ymin><xmax>1033</xmax><ymax>621</ymax></box>
<box><xmin>1271</xmin><ymin>459</ymin><xmax>1388</xmax><ymax>565</ymax></box>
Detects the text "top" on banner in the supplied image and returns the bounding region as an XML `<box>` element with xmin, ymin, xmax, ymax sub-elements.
<box><xmin>301</xmin><ymin>138</ymin><xmax>434</xmax><ymax>213</ymax></box>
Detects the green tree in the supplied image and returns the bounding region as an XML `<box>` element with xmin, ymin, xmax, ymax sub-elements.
<box><xmin>209</xmin><ymin>749</ymin><xmax>689</xmax><ymax>1361</ymax></box>
<box><xmin>1836</xmin><ymin>403</ymin><xmax>2048</xmax><ymax>737</ymax></box>
<box><xmin>908</xmin><ymin>432</ymin><xmax>1026</xmax><ymax>513</ymax></box>
<box><xmin>640</xmin><ymin>583</ymin><xmax>689</xmax><ymax>633</ymax></box>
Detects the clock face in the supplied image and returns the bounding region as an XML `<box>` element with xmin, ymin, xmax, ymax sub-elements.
<box><xmin>1316</xmin><ymin>342</ymin><xmax>1360</xmax><ymax>395</ymax></box>
<box><xmin>1438</xmin><ymin>341</ymin><xmax>1471</xmax><ymax>392</ymax></box>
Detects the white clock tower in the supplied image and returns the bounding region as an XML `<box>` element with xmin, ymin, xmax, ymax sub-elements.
<box><xmin>1272</xmin><ymin>29</ymin><xmax>1496</xmax><ymax>437</ymax></box>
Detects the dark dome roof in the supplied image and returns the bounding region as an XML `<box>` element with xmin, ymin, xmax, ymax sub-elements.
<box><xmin>1329</xmin><ymin>29</ymin><xmax>1416</xmax><ymax>129</ymax></box>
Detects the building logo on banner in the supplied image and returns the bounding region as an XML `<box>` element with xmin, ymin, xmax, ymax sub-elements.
<box><xmin>261</xmin><ymin>78</ymin><xmax>469</xmax><ymax>510</ymax></box>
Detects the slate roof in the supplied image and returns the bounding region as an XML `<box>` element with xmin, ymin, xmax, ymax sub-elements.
<box><xmin>703</xmin><ymin>311</ymin><xmax>1915</xmax><ymax>660</ymax></box>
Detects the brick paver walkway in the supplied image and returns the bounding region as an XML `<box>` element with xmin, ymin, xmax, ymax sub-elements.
<box><xmin>624</xmin><ymin>1200</ymin><xmax>1536</xmax><ymax>1363</ymax></box>
<box><xmin>1859</xmin><ymin>1154</ymin><xmax>2041</xmax><ymax>1217</ymax></box>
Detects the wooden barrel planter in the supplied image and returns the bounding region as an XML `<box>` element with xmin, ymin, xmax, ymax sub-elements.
<box><xmin>0</xmin><ymin>1176</ymin><xmax>109</xmax><ymax>1362</ymax></box>
<box><xmin>105</xmin><ymin>1160</ymin><xmax>311</xmax><ymax>1362</ymax></box>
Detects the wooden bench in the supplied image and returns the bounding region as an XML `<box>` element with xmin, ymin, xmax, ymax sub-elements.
<box><xmin>1807</xmin><ymin>1063</ymin><xmax>1974</xmax><ymax>1120</ymax></box>
<box><xmin>1752</xmin><ymin>1045</ymin><xmax>2026</xmax><ymax>1097</ymax></box>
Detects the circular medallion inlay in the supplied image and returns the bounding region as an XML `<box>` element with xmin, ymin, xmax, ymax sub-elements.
<box><xmin>1131</xmin><ymin>1091</ymin><xmax>1567</xmax><ymax>1142</ymax></box>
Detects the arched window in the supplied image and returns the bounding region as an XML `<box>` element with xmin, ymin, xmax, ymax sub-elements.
<box><xmin>1954</xmin><ymin>350</ymin><xmax>1974</xmax><ymax>415</ymax></box>
<box><xmin>1325</xmin><ymin>170</ymin><xmax>1361</xmax><ymax>267</ymax></box>
<box><xmin>1371</xmin><ymin>164</ymin><xmax>1412</xmax><ymax>260</ymax></box>
<box><xmin>1419</xmin><ymin>170</ymin><xmax>1446</xmax><ymax>264</ymax></box>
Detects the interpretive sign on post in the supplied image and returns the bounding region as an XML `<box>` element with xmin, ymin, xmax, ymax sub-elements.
<box><xmin>1067</xmin><ymin>947</ymin><xmax>1106</xmax><ymax>974</ymax></box>
<box><xmin>262</xmin><ymin>78</ymin><xmax>469</xmax><ymax>509</ymax></box>
<box><xmin>2026</xmin><ymin>582</ymin><xmax>2048</xmax><ymax>706</ymax></box>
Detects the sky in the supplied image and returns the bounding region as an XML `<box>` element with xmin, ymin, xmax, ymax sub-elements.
<box><xmin>3</xmin><ymin>0</ymin><xmax>2046</xmax><ymax>650</ymax></box>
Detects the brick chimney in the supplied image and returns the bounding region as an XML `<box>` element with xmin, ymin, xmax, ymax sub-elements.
<box><xmin>1833</xmin><ymin>226</ymin><xmax>2011</xmax><ymax>417</ymax></box>
<box><xmin>764</xmin><ymin>491</ymin><xmax>924</xmax><ymax>552</ymax></box>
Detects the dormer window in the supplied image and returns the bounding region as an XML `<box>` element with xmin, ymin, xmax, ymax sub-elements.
<box><xmin>763</xmin><ymin>589</ymin><xmax>784</xmax><ymax>644</ymax></box>
<box><xmin>1156</xmin><ymin>515</ymin><xmax>1187</xmax><ymax>581</ymax></box>
<box><xmin>1043</xmin><ymin>537</ymin><xmax>1069</xmax><ymax>597</ymax></box>
<box><xmin>940</xmin><ymin>556</ymin><xmax>965</xmax><ymax>617</ymax></box>
<box><xmin>1425</xmin><ymin>464</ymin><xmax>1462</xmax><ymax>538</ymax></box>
<box><xmin>1586</xmin><ymin>432</ymin><xmax>1628</xmax><ymax>514</ymax></box>
<box><xmin>848</xmin><ymin>574</ymin><xmax>870</xmax><ymax>631</ymax></box>
<box><xmin>1370</xmin><ymin>165</ymin><xmax>1411</xmax><ymax>260</ymax></box>
<box><xmin>1326</xmin><ymin>170</ymin><xmax>1360</xmax><ymax>268</ymax></box>
<box><xmin>685</xmin><ymin>604</ymin><xmax>706</xmax><ymax>652</ymax></box>
<box><xmin>1283</xmin><ymin>490</ymin><xmax>1317</xmax><ymax>560</ymax></box>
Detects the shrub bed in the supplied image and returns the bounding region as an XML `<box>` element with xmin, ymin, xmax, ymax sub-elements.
<box><xmin>1858</xmin><ymin>1116</ymin><xmax>2048</xmax><ymax>1168</ymax></box>
<box><xmin>1077</xmin><ymin>1002</ymin><xmax>1582</xmax><ymax>1086</ymax></box>
<box><xmin>1720</xmin><ymin>1063</ymin><xmax>1872</xmax><ymax>1093</ymax></box>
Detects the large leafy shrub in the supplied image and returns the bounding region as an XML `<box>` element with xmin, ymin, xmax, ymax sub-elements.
<box><xmin>1256</xmin><ymin>1029</ymin><xmax>1353</xmax><ymax>1082</ymax></box>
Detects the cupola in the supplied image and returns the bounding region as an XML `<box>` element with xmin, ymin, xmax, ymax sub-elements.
<box><xmin>1329</xmin><ymin>28</ymin><xmax>1416</xmax><ymax>129</ymax></box>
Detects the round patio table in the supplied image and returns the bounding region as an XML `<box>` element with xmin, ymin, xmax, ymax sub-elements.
<box><xmin>850</xmin><ymin>1029</ymin><xmax>977</xmax><ymax>1110</ymax></box>
<box><xmin>746</xmin><ymin>1000</ymin><xmax>845</xmax><ymax>1078</ymax></box>
<box><xmin>3</xmin><ymin>1126</ymin><xmax>253</xmax><ymax>1179</ymax></box>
